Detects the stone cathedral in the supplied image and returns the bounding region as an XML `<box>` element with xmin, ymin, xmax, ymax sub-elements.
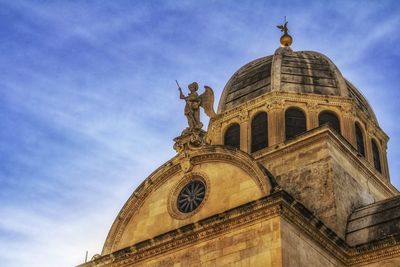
<box><xmin>79</xmin><ymin>24</ymin><xmax>400</xmax><ymax>266</ymax></box>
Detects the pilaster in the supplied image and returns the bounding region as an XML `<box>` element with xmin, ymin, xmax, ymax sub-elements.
<box><xmin>306</xmin><ymin>102</ymin><xmax>320</xmax><ymax>129</ymax></box>
<box><xmin>239</xmin><ymin>113</ymin><xmax>249</xmax><ymax>153</ymax></box>
<box><xmin>382</xmin><ymin>142</ymin><xmax>390</xmax><ymax>182</ymax></box>
<box><xmin>268</xmin><ymin>101</ymin><xmax>285</xmax><ymax>146</ymax></box>
<box><xmin>341</xmin><ymin>106</ymin><xmax>356</xmax><ymax>147</ymax></box>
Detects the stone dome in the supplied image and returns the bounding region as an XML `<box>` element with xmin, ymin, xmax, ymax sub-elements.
<box><xmin>218</xmin><ymin>46</ymin><xmax>377</xmax><ymax>123</ymax></box>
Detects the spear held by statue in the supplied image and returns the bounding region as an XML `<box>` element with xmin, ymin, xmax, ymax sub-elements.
<box><xmin>176</xmin><ymin>80</ymin><xmax>185</xmax><ymax>98</ymax></box>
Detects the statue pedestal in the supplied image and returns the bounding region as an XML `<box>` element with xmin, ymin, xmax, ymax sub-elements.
<box><xmin>173</xmin><ymin>129</ymin><xmax>209</xmax><ymax>154</ymax></box>
<box><xmin>173</xmin><ymin>129</ymin><xmax>210</xmax><ymax>173</ymax></box>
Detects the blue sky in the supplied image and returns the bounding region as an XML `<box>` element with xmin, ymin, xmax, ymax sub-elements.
<box><xmin>0</xmin><ymin>1</ymin><xmax>399</xmax><ymax>266</ymax></box>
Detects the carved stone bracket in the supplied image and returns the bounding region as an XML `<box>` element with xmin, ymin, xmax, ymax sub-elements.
<box><xmin>173</xmin><ymin>129</ymin><xmax>210</xmax><ymax>153</ymax></box>
<box><xmin>341</xmin><ymin>105</ymin><xmax>356</xmax><ymax>118</ymax></box>
<box><xmin>239</xmin><ymin>111</ymin><xmax>249</xmax><ymax>123</ymax></box>
<box><xmin>173</xmin><ymin>129</ymin><xmax>211</xmax><ymax>172</ymax></box>
<box><xmin>210</xmin><ymin>122</ymin><xmax>222</xmax><ymax>134</ymax></box>
<box><xmin>267</xmin><ymin>99</ymin><xmax>285</xmax><ymax>110</ymax></box>
<box><xmin>306</xmin><ymin>101</ymin><xmax>319</xmax><ymax>112</ymax></box>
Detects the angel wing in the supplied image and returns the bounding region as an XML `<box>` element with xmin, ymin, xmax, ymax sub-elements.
<box><xmin>200</xmin><ymin>85</ymin><xmax>217</xmax><ymax>118</ymax></box>
<box><xmin>277</xmin><ymin>22</ymin><xmax>288</xmax><ymax>32</ymax></box>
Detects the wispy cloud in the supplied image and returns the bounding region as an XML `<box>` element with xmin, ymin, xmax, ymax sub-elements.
<box><xmin>0</xmin><ymin>1</ymin><xmax>399</xmax><ymax>266</ymax></box>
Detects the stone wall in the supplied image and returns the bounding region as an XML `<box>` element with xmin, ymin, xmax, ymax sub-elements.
<box><xmin>80</xmin><ymin>189</ymin><xmax>400</xmax><ymax>267</ymax></box>
<box><xmin>136</xmin><ymin>216</ymin><xmax>283</xmax><ymax>267</ymax></box>
<box><xmin>281</xmin><ymin>218</ymin><xmax>344</xmax><ymax>267</ymax></box>
<box><xmin>117</xmin><ymin>161</ymin><xmax>263</xmax><ymax>251</ymax></box>
<box><xmin>259</xmin><ymin>129</ymin><xmax>394</xmax><ymax>239</ymax></box>
<box><xmin>130</xmin><ymin>217</ymin><xmax>346</xmax><ymax>267</ymax></box>
<box><xmin>263</xmin><ymin>140</ymin><xmax>340</xmax><ymax>235</ymax></box>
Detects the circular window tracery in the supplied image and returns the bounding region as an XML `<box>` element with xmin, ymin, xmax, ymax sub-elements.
<box><xmin>168</xmin><ymin>173</ymin><xmax>209</xmax><ymax>220</ymax></box>
<box><xmin>177</xmin><ymin>180</ymin><xmax>206</xmax><ymax>213</ymax></box>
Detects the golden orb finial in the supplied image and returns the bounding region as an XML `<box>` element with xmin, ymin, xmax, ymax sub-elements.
<box><xmin>277</xmin><ymin>17</ymin><xmax>293</xmax><ymax>47</ymax></box>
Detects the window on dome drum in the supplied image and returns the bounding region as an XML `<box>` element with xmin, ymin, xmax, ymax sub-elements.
<box><xmin>319</xmin><ymin>111</ymin><xmax>340</xmax><ymax>134</ymax></box>
<box><xmin>355</xmin><ymin>123</ymin><xmax>365</xmax><ymax>157</ymax></box>
<box><xmin>371</xmin><ymin>139</ymin><xmax>382</xmax><ymax>173</ymax></box>
<box><xmin>224</xmin><ymin>123</ymin><xmax>240</xmax><ymax>149</ymax></box>
<box><xmin>285</xmin><ymin>108</ymin><xmax>306</xmax><ymax>140</ymax></box>
<box><xmin>251</xmin><ymin>112</ymin><xmax>268</xmax><ymax>153</ymax></box>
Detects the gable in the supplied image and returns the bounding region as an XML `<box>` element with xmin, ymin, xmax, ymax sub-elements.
<box><xmin>102</xmin><ymin>146</ymin><xmax>273</xmax><ymax>254</ymax></box>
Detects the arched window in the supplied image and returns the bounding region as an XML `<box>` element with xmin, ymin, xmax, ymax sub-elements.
<box><xmin>319</xmin><ymin>111</ymin><xmax>340</xmax><ymax>133</ymax></box>
<box><xmin>355</xmin><ymin>123</ymin><xmax>365</xmax><ymax>157</ymax></box>
<box><xmin>251</xmin><ymin>112</ymin><xmax>268</xmax><ymax>153</ymax></box>
<box><xmin>224</xmin><ymin>123</ymin><xmax>240</xmax><ymax>149</ymax></box>
<box><xmin>285</xmin><ymin>107</ymin><xmax>306</xmax><ymax>140</ymax></box>
<box><xmin>371</xmin><ymin>139</ymin><xmax>382</xmax><ymax>173</ymax></box>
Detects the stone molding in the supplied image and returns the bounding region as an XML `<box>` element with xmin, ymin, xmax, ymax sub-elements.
<box><xmin>101</xmin><ymin>146</ymin><xmax>273</xmax><ymax>255</ymax></box>
<box><xmin>102</xmin><ymin>163</ymin><xmax>182</xmax><ymax>254</ymax></box>
<box><xmin>349</xmin><ymin>236</ymin><xmax>400</xmax><ymax>265</ymax></box>
<box><xmin>79</xmin><ymin>190</ymin><xmax>400</xmax><ymax>267</ymax></box>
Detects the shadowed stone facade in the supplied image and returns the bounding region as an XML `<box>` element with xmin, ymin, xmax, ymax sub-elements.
<box><xmin>79</xmin><ymin>37</ymin><xmax>400</xmax><ymax>266</ymax></box>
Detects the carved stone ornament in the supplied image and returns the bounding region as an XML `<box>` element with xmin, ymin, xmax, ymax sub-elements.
<box><xmin>173</xmin><ymin>129</ymin><xmax>211</xmax><ymax>172</ymax></box>
<box><xmin>173</xmin><ymin>129</ymin><xmax>210</xmax><ymax>152</ymax></box>
<box><xmin>210</xmin><ymin>122</ymin><xmax>221</xmax><ymax>133</ymax></box>
<box><xmin>341</xmin><ymin>105</ymin><xmax>356</xmax><ymax>117</ymax></box>
<box><xmin>180</xmin><ymin>155</ymin><xmax>192</xmax><ymax>173</ymax></box>
<box><xmin>267</xmin><ymin>99</ymin><xmax>285</xmax><ymax>110</ymax></box>
<box><xmin>239</xmin><ymin>112</ymin><xmax>248</xmax><ymax>123</ymax></box>
<box><xmin>306</xmin><ymin>101</ymin><xmax>319</xmax><ymax>112</ymax></box>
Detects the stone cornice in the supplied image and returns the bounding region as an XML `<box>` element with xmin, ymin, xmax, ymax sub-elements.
<box><xmin>78</xmin><ymin>190</ymin><xmax>400</xmax><ymax>267</ymax></box>
<box><xmin>349</xmin><ymin>234</ymin><xmax>400</xmax><ymax>265</ymax></box>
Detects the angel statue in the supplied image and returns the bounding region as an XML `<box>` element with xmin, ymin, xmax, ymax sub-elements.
<box><xmin>276</xmin><ymin>17</ymin><xmax>293</xmax><ymax>47</ymax></box>
<box><xmin>277</xmin><ymin>20</ymin><xmax>288</xmax><ymax>34</ymax></box>
<box><xmin>177</xmin><ymin>81</ymin><xmax>216</xmax><ymax>133</ymax></box>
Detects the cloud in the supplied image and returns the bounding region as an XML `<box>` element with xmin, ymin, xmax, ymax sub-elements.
<box><xmin>0</xmin><ymin>1</ymin><xmax>399</xmax><ymax>266</ymax></box>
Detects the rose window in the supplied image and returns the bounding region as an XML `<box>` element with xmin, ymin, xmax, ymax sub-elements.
<box><xmin>177</xmin><ymin>180</ymin><xmax>206</xmax><ymax>213</ymax></box>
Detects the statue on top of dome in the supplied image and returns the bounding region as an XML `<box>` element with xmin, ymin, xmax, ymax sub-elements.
<box><xmin>277</xmin><ymin>17</ymin><xmax>293</xmax><ymax>47</ymax></box>
<box><xmin>176</xmin><ymin>81</ymin><xmax>216</xmax><ymax>133</ymax></box>
<box><xmin>277</xmin><ymin>20</ymin><xmax>288</xmax><ymax>35</ymax></box>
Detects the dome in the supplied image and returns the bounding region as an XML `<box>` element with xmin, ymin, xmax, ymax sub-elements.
<box><xmin>218</xmin><ymin>47</ymin><xmax>377</xmax><ymax>122</ymax></box>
